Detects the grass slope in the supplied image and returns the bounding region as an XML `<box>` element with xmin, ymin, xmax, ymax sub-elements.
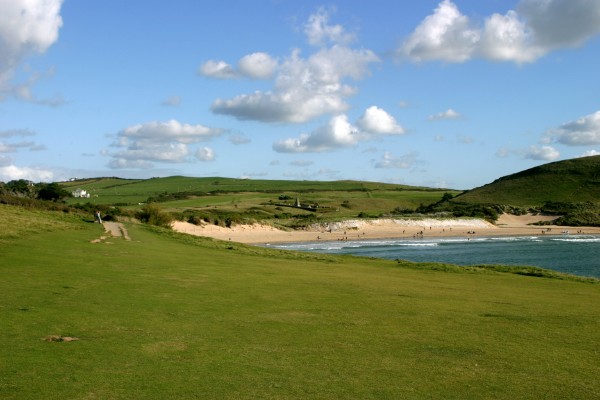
<box><xmin>454</xmin><ymin>155</ymin><xmax>600</xmax><ymax>207</ymax></box>
<box><xmin>62</xmin><ymin>176</ymin><xmax>454</xmax><ymax>206</ymax></box>
<box><xmin>1</xmin><ymin>205</ymin><xmax>600</xmax><ymax>399</ymax></box>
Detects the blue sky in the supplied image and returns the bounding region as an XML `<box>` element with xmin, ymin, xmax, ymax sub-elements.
<box><xmin>1</xmin><ymin>0</ymin><xmax>599</xmax><ymax>189</ymax></box>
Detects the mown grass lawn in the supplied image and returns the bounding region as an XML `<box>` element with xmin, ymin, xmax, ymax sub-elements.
<box><xmin>1</xmin><ymin>207</ymin><xmax>599</xmax><ymax>399</ymax></box>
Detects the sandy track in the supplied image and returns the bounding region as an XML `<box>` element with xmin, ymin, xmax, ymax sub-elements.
<box><xmin>91</xmin><ymin>221</ymin><xmax>130</xmax><ymax>243</ymax></box>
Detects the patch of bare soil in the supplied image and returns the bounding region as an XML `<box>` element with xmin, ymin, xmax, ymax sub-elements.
<box><xmin>91</xmin><ymin>222</ymin><xmax>131</xmax><ymax>243</ymax></box>
<box><xmin>44</xmin><ymin>335</ymin><xmax>79</xmax><ymax>342</ymax></box>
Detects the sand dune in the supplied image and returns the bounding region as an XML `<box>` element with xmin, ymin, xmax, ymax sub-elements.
<box><xmin>171</xmin><ymin>214</ymin><xmax>600</xmax><ymax>244</ymax></box>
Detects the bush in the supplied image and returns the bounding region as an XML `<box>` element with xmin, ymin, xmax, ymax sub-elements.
<box><xmin>136</xmin><ymin>204</ymin><xmax>173</xmax><ymax>228</ymax></box>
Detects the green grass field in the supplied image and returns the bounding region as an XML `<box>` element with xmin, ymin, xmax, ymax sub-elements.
<box><xmin>1</xmin><ymin>204</ymin><xmax>600</xmax><ymax>399</ymax></box>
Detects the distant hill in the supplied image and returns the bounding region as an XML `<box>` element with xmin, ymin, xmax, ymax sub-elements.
<box><xmin>454</xmin><ymin>156</ymin><xmax>600</xmax><ymax>207</ymax></box>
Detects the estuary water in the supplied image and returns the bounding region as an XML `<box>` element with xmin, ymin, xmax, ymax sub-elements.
<box><xmin>268</xmin><ymin>235</ymin><xmax>600</xmax><ymax>278</ymax></box>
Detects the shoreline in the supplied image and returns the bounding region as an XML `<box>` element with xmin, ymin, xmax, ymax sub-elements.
<box><xmin>171</xmin><ymin>214</ymin><xmax>600</xmax><ymax>245</ymax></box>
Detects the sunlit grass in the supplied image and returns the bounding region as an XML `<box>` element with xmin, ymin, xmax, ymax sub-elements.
<box><xmin>1</xmin><ymin>205</ymin><xmax>599</xmax><ymax>399</ymax></box>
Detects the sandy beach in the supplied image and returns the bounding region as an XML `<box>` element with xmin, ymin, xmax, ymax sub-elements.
<box><xmin>171</xmin><ymin>214</ymin><xmax>600</xmax><ymax>244</ymax></box>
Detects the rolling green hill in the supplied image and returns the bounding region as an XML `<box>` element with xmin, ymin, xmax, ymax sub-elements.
<box><xmin>454</xmin><ymin>155</ymin><xmax>600</xmax><ymax>207</ymax></box>
<box><xmin>61</xmin><ymin>176</ymin><xmax>459</xmax><ymax>227</ymax></box>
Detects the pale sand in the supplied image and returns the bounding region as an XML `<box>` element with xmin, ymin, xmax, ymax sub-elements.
<box><xmin>171</xmin><ymin>214</ymin><xmax>600</xmax><ymax>244</ymax></box>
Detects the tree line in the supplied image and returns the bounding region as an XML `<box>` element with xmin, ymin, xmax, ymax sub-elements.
<box><xmin>0</xmin><ymin>179</ymin><xmax>71</xmax><ymax>201</ymax></box>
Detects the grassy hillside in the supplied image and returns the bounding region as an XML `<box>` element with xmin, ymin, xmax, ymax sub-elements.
<box><xmin>61</xmin><ymin>176</ymin><xmax>459</xmax><ymax>228</ymax></box>
<box><xmin>61</xmin><ymin>176</ymin><xmax>449</xmax><ymax>205</ymax></box>
<box><xmin>1</xmin><ymin>204</ymin><xmax>600</xmax><ymax>399</ymax></box>
<box><xmin>454</xmin><ymin>155</ymin><xmax>600</xmax><ymax>206</ymax></box>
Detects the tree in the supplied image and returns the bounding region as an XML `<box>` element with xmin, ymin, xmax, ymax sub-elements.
<box><xmin>36</xmin><ymin>183</ymin><xmax>71</xmax><ymax>201</ymax></box>
<box><xmin>5</xmin><ymin>179</ymin><xmax>35</xmax><ymax>197</ymax></box>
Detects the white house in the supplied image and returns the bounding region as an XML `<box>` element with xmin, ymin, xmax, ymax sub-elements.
<box><xmin>72</xmin><ymin>188</ymin><xmax>90</xmax><ymax>198</ymax></box>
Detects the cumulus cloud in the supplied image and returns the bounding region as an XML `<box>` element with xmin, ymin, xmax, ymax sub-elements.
<box><xmin>400</xmin><ymin>0</ymin><xmax>600</xmax><ymax>64</ymax></box>
<box><xmin>108</xmin><ymin>120</ymin><xmax>222</xmax><ymax>169</ymax></box>
<box><xmin>274</xmin><ymin>107</ymin><xmax>405</xmax><ymax>153</ymax></box>
<box><xmin>0</xmin><ymin>165</ymin><xmax>54</xmax><ymax>182</ymax></box>
<box><xmin>199</xmin><ymin>52</ymin><xmax>278</xmax><ymax>80</ymax></box>
<box><xmin>212</xmin><ymin>45</ymin><xmax>378</xmax><ymax>123</ymax></box>
<box><xmin>209</xmin><ymin>8</ymin><xmax>379</xmax><ymax>124</ymax></box>
<box><xmin>304</xmin><ymin>6</ymin><xmax>355</xmax><ymax>46</ymax></box>
<box><xmin>400</xmin><ymin>0</ymin><xmax>478</xmax><ymax>63</ymax></box>
<box><xmin>579</xmin><ymin>150</ymin><xmax>600</xmax><ymax>157</ymax></box>
<box><xmin>0</xmin><ymin>0</ymin><xmax>64</xmax><ymax>97</ymax></box>
<box><xmin>427</xmin><ymin>108</ymin><xmax>461</xmax><ymax>121</ymax></box>
<box><xmin>525</xmin><ymin>145</ymin><xmax>560</xmax><ymax>161</ymax></box>
<box><xmin>196</xmin><ymin>147</ymin><xmax>215</xmax><ymax>161</ymax></box>
<box><xmin>357</xmin><ymin>106</ymin><xmax>405</xmax><ymax>134</ymax></box>
<box><xmin>545</xmin><ymin>110</ymin><xmax>600</xmax><ymax>145</ymax></box>
<box><xmin>273</xmin><ymin>114</ymin><xmax>359</xmax><ymax>153</ymax></box>
<box><xmin>198</xmin><ymin>60</ymin><xmax>237</xmax><ymax>79</ymax></box>
<box><xmin>237</xmin><ymin>52</ymin><xmax>278</xmax><ymax>79</ymax></box>
<box><xmin>374</xmin><ymin>151</ymin><xmax>420</xmax><ymax>169</ymax></box>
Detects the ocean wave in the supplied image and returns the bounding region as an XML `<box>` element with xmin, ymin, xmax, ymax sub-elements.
<box><xmin>551</xmin><ymin>237</ymin><xmax>600</xmax><ymax>243</ymax></box>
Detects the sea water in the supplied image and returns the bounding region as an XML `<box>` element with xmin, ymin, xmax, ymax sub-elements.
<box><xmin>267</xmin><ymin>235</ymin><xmax>600</xmax><ymax>278</ymax></box>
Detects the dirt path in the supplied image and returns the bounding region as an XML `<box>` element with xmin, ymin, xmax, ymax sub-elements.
<box><xmin>91</xmin><ymin>221</ymin><xmax>130</xmax><ymax>243</ymax></box>
<box><xmin>104</xmin><ymin>221</ymin><xmax>131</xmax><ymax>240</ymax></box>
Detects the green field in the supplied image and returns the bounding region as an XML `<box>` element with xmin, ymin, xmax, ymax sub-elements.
<box><xmin>1</xmin><ymin>204</ymin><xmax>599</xmax><ymax>399</ymax></box>
<box><xmin>60</xmin><ymin>176</ymin><xmax>460</xmax><ymax>229</ymax></box>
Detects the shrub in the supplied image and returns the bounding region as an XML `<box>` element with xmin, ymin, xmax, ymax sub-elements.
<box><xmin>136</xmin><ymin>204</ymin><xmax>173</xmax><ymax>228</ymax></box>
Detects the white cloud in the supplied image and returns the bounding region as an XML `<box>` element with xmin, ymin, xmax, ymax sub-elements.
<box><xmin>579</xmin><ymin>150</ymin><xmax>600</xmax><ymax>157</ymax></box>
<box><xmin>274</xmin><ymin>107</ymin><xmax>406</xmax><ymax>153</ymax></box>
<box><xmin>357</xmin><ymin>106</ymin><xmax>405</xmax><ymax>134</ymax></box>
<box><xmin>0</xmin><ymin>0</ymin><xmax>64</xmax><ymax>96</ymax></box>
<box><xmin>479</xmin><ymin>10</ymin><xmax>541</xmax><ymax>63</ymax></box>
<box><xmin>546</xmin><ymin>110</ymin><xmax>600</xmax><ymax>145</ymax></box>
<box><xmin>108</xmin><ymin>120</ymin><xmax>222</xmax><ymax>169</ymax></box>
<box><xmin>196</xmin><ymin>147</ymin><xmax>215</xmax><ymax>161</ymax></box>
<box><xmin>525</xmin><ymin>145</ymin><xmax>560</xmax><ymax>161</ymax></box>
<box><xmin>200</xmin><ymin>52</ymin><xmax>278</xmax><ymax>80</ymax></box>
<box><xmin>237</xmin><ymin>52</ymin><xmax>278</xmax><ymax>79</ymax></box>
<box><xmin>117</xmin><ymin>120</ymin><xmax>221</xmax><ymax>144</ymax></box>
<box><xmin>273</xmin><ymin>114</ymin><xmax>359</xmax><ymax>153</ymax></box>
<box><xmin>374</xmin><ymin>152</ymin><xmax>420</xmax><ymax>169</ymax></box>
<box><xmin>198</xmin><ymin>60</ymin><xmax>236</xmax><ymax>79</ymax></box>
<box><xmin>212</xmin><ymin>45</ymin><xmax>378</xmax><ymax>123</ymax></box>
<box><xmin>210</xmin><ymin>8</ymin><xmax>379</xmax><ymax>124</ymax></box>
<box><xmin>400</xmin><ymin>0</ymin><xmax>479</xmax><ymax>63</ymax></box>
<box><xmin>0</xmin><ymin>165</ymin><xmax>54</xmax><ymax>182</ymax></box>
<box><xmin>304</xmin><ymin>6</ymin><xmax>355</xmax><ymax>46</ymax></box>
<box><xmin>400</xmin><ymin>0</ymin><xmax>600</xmax><ymax>64</ymax></box>
<box><xmin>427</xmin><ymin>108</ymin><xmax>461</xmax><ymax>121</ymax></box>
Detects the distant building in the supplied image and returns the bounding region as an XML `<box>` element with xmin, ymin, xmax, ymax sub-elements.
<box><xmin>72</xmin><ymin>188</ymin><xmax>90</xmax><ymax>198</ymax></box>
